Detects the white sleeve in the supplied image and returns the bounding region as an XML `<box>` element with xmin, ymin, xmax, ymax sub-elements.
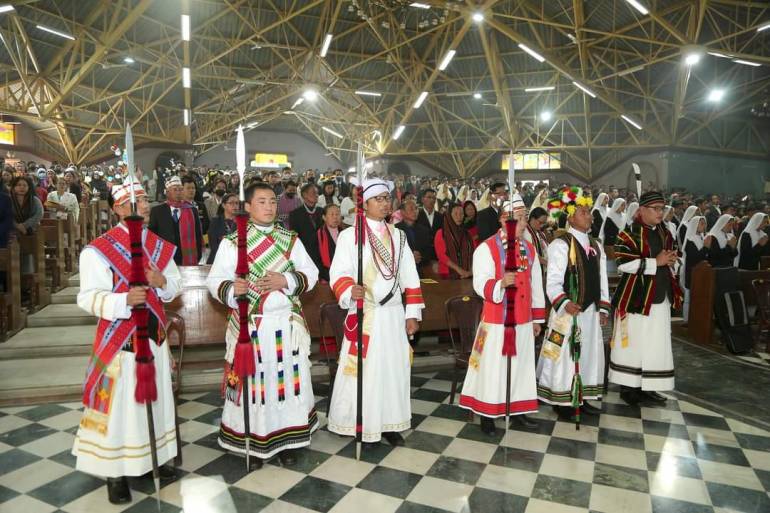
<box><xmin>599</xmin><ymin>245</ymin><xmax>611</xmax><ymax>311</ymax></box>
<box><xmin>156</xmin><ymin>258</ymin><xmax>181</xmax><ymax>302</ymax></box>
<box><xmin>617</xmin><ymin>258</ymin><xmax>658</xmax><ymax>275</ymax></box>
<box><xmin>329</xmin><ymin>228</ymin><xmax>356</xmax><ymax>310</ymax></box>
<box><xmin>396</xmin><ymin>229</ymin><xmax>424</xmax><ymax>321</ymax></box>
<box><xmin>472</xmin><ymin>242</ymin><xmax>504</xmax><ymax>303</ymax></box>
<box><xmin>284</xmin><ymin>237</ymin><xmax>319</xmax><ymax>294</ymax></box>
<box><xmin>530</xmin><ymin>251</ymin><xmax>545</xmax><ymax>322</ymax></box>
<box><xmin>545</xmin><ymin>239</ymin><xmax>570</xmax><ymax>314</ymax></box>
<box><xmin>76</xmin><ymin>248</ymin><xmax>131</xmax><ymax>321</ymax></box>
<box><xmin>206</xmin><ymin>237</ymin><xmax>239</xmax><ymax>309</ymax></box>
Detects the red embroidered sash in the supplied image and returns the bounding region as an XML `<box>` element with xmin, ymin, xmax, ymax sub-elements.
<box><xmin>82</xmin><ymin>227</ymin><xmax>175</xmax><ymax>409</ymax></box>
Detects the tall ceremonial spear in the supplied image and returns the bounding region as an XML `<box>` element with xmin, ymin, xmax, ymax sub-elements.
<box><xmin>632</xmin><ymin>163</ymin><xmax>642</xmax><ymax>200</ymax></box>
<box><xmin>233</xmin><ymin>126</ymin><xmax>256</xmax><ymax>471</ymax></box>
<box><xmin>354</xmin><ymin>141</ymin><xmax>365</xmax><ymax>461</ymax></box>
<box><xmin>123</xmin><ymin>123</ymin><xmax>162</xmax><ymax>506</ymax></box>
<box><xmin>502</xmin><ymin>150</ymin><xmax>517</xmax><ymax>437</ymax></box>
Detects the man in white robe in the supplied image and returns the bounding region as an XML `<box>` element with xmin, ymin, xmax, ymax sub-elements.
<box><xmin>207</xmin><ymin>183</ymin><xmax>319</xmax><ymax>468</ymax></box>
<box><xmin>327</xmin><ymin>178</ymin><xmax>424</xmax><ymax>446</ymax></box>
<box><xmin>537</xmin><ymin>188</ymin><xmax>610</xmax><ymax>421</ymax></box>
<box><xmin>459</xmin><ymin>196</ymin><xmax>545</xmax><ymax>435</ymax></box>
<box><xmin>73</xmin><ymin>182</ymin><xmax>181</xmax><ymax>504</ymax></box>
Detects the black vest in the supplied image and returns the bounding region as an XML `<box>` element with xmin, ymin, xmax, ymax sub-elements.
<box><xmin>559</xmin><ymin>233</ymin><xmax>601</xmax><ymax>310</ymax></box>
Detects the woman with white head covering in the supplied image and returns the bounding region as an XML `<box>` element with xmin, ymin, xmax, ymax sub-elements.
<box><xmin>476</xmin><ymin>188</ymin><xmax>491</xmax><ymax>210</ymax></box>
<box><xmin>663</xmin><ymin>206</ymin><xmax>677</xmax><ymax>248</ymax></box>
<box><xmin>590</xmin><ymin>192</ymin><xmax>609</xmax><ymax>238</ymax></box>
<box><xmin>681</xmin><ymin>216</ymin><xmax>710</xmax><ymax>321</ymax></box>
<box><xmin>677</xmin><ymin>205</ymin><xmax>698</xmax><ymax>248</ymax></box>
<box><xmin>625</xmin><ymin>202</ymin><xmax>639</xmax><ymax>228</ymax></box>
<box><xmin>601</xmin><ymin>198</ymin><xmax>626</xmax><ymax>245</ymax></box>
<box><xmin>735</xmin><ymin>212</ymin><xmax>769</xmax><ymax>270</ymax></box>
<box><xmin>705</xmin><ymin>214</ymin><xmax>738</xmax><ymax>267</ymax></box>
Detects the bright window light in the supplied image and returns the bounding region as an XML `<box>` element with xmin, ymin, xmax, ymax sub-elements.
<box><xmin>621</xmin><ymin>115</ymin><xmax>642</xmax><ymax>130</ymax></box>
<box><xmin>438</xmin><ymin>49</ymin><xmax>456</xmax><ymax>71</ymax></box>
<box><xmin>525</xmin><ymin>86</ymin><xmax>555</xmax><ymax>92</ymax></box>
<box><xmin>413</xmin><ymin>91</ymin><xmax>428</xmax><ymax>109</ymax></box>
<box><xmin>355</xmin><ymin>90</ymin><xmax>382</xmax><ymax>97</ymax></box>
<box><xmin>0</xmin><ymin>5</ymin><xmax>15</xmax><ymax>14</ymax></box>
<box><xmin>624</xmin><ymin>0</ymin><xmax>649</xmax><ymax>15</ymax></box>
<box><xmin>518</xmin><ymin>44</ymin><xmax>545</xmax><ymax>63</ymax></box>
<box><xmin>472</xmin><ymin>12</ymin><xmax>484</xmax><ymax>23</ymax></box>
<box><xmin>320</xmin><ymin>34</ymin><xmax>332</xmax><ymax>58</ymax></box>
<box><xmin>322</xmin><ymin>126</ymin><xmax>343</xmax><ymax>138</ymax></box>
<box><xmin>36</xmin><ymin>24</ymin><xmax>75</xmax><ymax>41</ymax></box>
<box><xmin>303</xmin><ymin>88</ymin><xmax>319</xmax><ymax>101</ymax></box>
<box><xmin>181</xmin><ymin>14</ymin><xmax>190</xmax><ymax>41</ymax></box>
<box><xmin>572</xmin><ymin>81</ymin><xmax>596</xmax><ymax>98</ymax></box>
<box><xmin>183</xmin><ymin>109</ymin><xmax>190</xmax><ymax>126</ymax></box>
<box><xmin>733</xmin><ymin>59</ymin><xmax>761</xmax><ymax>67</ymax></box>
<box><xmin>707</xmin><ymin>89</ymin><xmax>725</xmax><ymax>102</ymax></box>
<box><xmin>182</xmin><ymin>67</ymin><xmax>191</xmax><ymax>88</ymax></box>
<box><xmin>392</xmin><ymin>125</ymin><xmax>406</xmax><ymax>140</ymax></box>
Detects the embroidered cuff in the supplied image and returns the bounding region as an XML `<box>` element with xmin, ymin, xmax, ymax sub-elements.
<box><xmin>483</xmin><ymin>279</ymin><xmax>497</xmax><ymax>302</ymax></box>
<box><xmin>332</xmin><ymin>276</ymin><xmax>355</xmax><ymax>301</ymax></box>
<box><xmin>552</xmin><ymin>293</ymin><xmax>569</xmax><ymax>313</ymax></box>
<box><xmin>404</xmin><ymin>287</ymin><xmax>424</xmax><ymax>306</ymax></box>
<box><xmin>531</xmin><ymin>308</ymin><xmax>546</xmax><ymax>323</ymax></box>
<box><xmin>217</xmin><ymin>280</ymin><xmax>233</xmax><ymax>305</ymax></box>
<box><xmin>290</xmin><ymin>271</ymin><xmax>308</xmax><ymax>296</ymax></box>
<box><xmin>599</xmin><ymin>301</ymin><xmax>611</xmax><ymax>315</ymax></box>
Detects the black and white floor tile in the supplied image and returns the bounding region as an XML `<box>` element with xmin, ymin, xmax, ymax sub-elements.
<box><xmin>1</xmin><ymin>373</ymin><xmax>770</xmax><ymax>513</ymax></box>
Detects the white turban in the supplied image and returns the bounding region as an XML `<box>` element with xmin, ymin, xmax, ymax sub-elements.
<box><xmin>350</xmin><ymin>178</ymin><xmax>394</xmax><ymax>201</ymax></box>
<box><xmin>165</xmin><ymin>175</ymin><xmax>182</xmax><ymax>188</ymax></box>
<box><xmin>502</xmin><ymin>193</ymin><xmax>526</xmax><ymax>212</ymax></box>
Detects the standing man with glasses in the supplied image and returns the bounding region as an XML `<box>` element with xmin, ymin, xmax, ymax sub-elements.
<box><xmin>476</xmin><ymin>182</ymin><xmax>510</xmax><ymax>241</ymax></box>
<box><xmin>610</xmin><ymin>191</ymin><xmax>683</xmax><ymax>405</ymax></box>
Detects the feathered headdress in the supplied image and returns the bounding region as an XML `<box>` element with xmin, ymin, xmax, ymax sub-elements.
<box><xmin>547</xmin><ymin>186</ymin><xmax>593</xmax><ymax>220</ymax></box>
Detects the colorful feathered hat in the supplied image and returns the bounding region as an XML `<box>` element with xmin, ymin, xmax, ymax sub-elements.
<box><xmin>547</xmin><ymin>186</ymin><xmax>593</xmax><ymax>220</ymax></box>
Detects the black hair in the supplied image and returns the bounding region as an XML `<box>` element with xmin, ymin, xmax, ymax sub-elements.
<box><xmin>529</xmin><ymin>207</ymin><xmax>547</xmax><ymax>221</ymax></box>
<box><xmin>322</xmin><ymin>203</ymin><xmax>340</xmax><ymax>216</ymax></box>
<box><xmin>181</xmin><ymin>175</ymin><xmax>197</xmax><ymax>187</ymax></box>
<box><xmin>244</xmin><ymin>182</ymin><xmax>275</xmax><ymax>203</ymax></box>
<box><xmin>284</xmin><ymin>180</ymin><xmax>298</xmax><ymax>189</ymax></box>
<box><xmin>421</xmin><ymin>188</ymin><xmax>436</xmax><ymax>198</ymax></box>
<box><xmin>216</xmin><ymin>192</ymin><xmax>239</xmax><ymax>216</ymax></box>
<box><xmin>300</xmin><ymin>182</ymin><xmax>317</xmax><ymax>195</ymax></box>
<box><xmin>490</xmin><ymin>182</ymin><xmax>506</xmax><ymax>192</ymax></box>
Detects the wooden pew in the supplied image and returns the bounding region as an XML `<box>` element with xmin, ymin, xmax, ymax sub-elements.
<box><xmin>98</xmin><ymin>200</ymin><xmax>111</xmax><ymax>234</ymax></box>
<box><xmin>689</xmin><ymin>261</ymin><xmax>715</xmax><ymax>345</ymax></box>
<box><xmin>18</xmin><ymin>232</ymin><xmax>51</xmax><ymax>310</ymax></box>
<box><xmin>0</xmin><ymin>240</ymin><xmax>27</xmax><ymax>340</ymax></box>
<box><xmin>64</xmin><ymin>213</ymin><xmax>81</xmax><ymax>273</ymax></box>
<box><xmin>41</xmin><ymin>218</ymin><xmax>67</xmax><ymax>292</ymax></box>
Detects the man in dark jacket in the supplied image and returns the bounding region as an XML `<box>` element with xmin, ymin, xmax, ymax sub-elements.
<box><xmin>396</xmin><ymin>199</ymin><xmax>433</xmax><ymax>270</ymax></box>
<box><xmin>476</xmin><ymin>182</ymin><xmax>508</xmax><ymax>241</ymax></box>
<box><xmin>148</xmin><ymin>175</ymin><xmax>203</xmax><ymax>266</ymax></box>
<box><xmin>288</xmin><ymin>182</ymin><xmax>323</xmax><ymax>270</ymax></box>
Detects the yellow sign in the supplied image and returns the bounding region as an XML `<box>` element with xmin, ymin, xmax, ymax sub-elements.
<box><xmin>501</xmin><ymin>151</ymin><xmax>561</xmax><ymax>170</ymax></box>
<box><xmin>0</xmin><ymin>123</ymin><xmax>15</xmax><ymax>145</ymax></box>
<box><xmin>251</xmin><ymin>153</ymin><xmax>290</xmax><ymax>169</ymax></box>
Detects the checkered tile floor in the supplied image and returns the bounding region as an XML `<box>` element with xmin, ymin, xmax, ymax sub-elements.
<box><xmin>736</xmin><ymin>351</ymin><xmax>770</xmax><ymax>368</ymax></box>
<box><xmin>2</xmin><ymin>374</ymin><xmax>770</xmax><ymax>513</ymax></box>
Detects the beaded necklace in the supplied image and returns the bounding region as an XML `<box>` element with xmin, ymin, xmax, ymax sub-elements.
<box><xmin>366</xmin><ymin>221</ymin><xmax>396</xmax><ymax>280</ymax></box>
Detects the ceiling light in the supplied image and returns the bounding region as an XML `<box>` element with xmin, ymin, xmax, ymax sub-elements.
<box><xmin>518</xmin><ymin>44</ymin><xmax>545</xmax><ymax>63</ymax></box>
<box><xmin>624</xmin><ymin>0</ymin><xmax>649</xmax><ymax>15</ymax></box>
<box><xmin>322</xmin><ymin>126</ymin><xmax>343</xmax><ymax>138</ymax></box>
<box><xmin>292</xmin><ymin>97</ymin><xmax>305</xmax><ymax>109</ymax></box>
<box><xmin>413</xmin><ymin>91</ymin><xmax>428</xmax><ymax>109</ymax></box>
<box><xmin>540</xmin><ymin>110</ymin><xmax>552</xmax><ymax>122</ymax></box>
<box><xmin>572</xmin><ymin>81</ymin><xmax>596</xmax><ymax>98</ymax></box>
<box><xmin>181</xmin><ymin>14</ymin><xmax>190</xmax><ymax>41</ymax></box>
<box><xmin>707</xmin><ymin>89</ymin><xmax>725</xmax><ymax>102</ymax></box>
<box><xmin>618</xmin><ymin>64</ymin><xmax>645</xmax><ymax>76</ymax></box>
<box><xmin>733</xmin><ymin>59</ymin><xmax>761</xmax><ymax>67</ymax></box>
<box><xmin>0</xmin><ymin>5</ymin><xmax>15</xmax><ymax>14</ymax></box>
<box><xmin>758</xmin><ymin>22</ymin><xmax>770</xmax><ymax>32</ymax></box>
<box><xmin>320</xmin><ymin>33</ymin><xmax>332</xmax><ymax>58</ymax></box>
<box><xmin>621</xmin><ymin>114</ymin><xmax>642</xmax><ymax>130</ymax></box>
<box><xmin>472</xmin><ymin>12</ymin><xmax>484</xmax><ymax>23</ymax></box>
<box><xmin>392</xmin><ymin>125</ymin><xmax>406</xmax><ymax>140</ymax></box>
<box><xmin>123</xmin><ymin>56</ymin><xmax>135</xmax><ymax>64</ymax></box>
<box><xmin>473</xmin><ymin>92</ymin><xmax>482</xmax><ymax>99</ymax></box>
<box><xmin>36</xmin><ymin>24</ymin><xmax>75</xmax><ymax>41</ymax></box>
<box><xmin>182</xmin><ymin>67</ymin><xmax>191</xmax><ymax>88</ymax></box>
<box><xmin>183</xmin><ymin>109</ymin><xmax>190</xmax><ymax>126</ymax></box>
<box><xmin>409</xmin><ymin>2</ymin><xmax>430</xmax><ymax>8</ymax></box>
<box><xmin>525</xmin><ymin>86</ymin><xmax>555</xmax><ymax>92</ymax></box>
<box><xmin>355</xmin><ymin>90</ymin><xmax>382</xmax><ymax>97</ymax></box>
<box><xmin>438</xmin><ymin>49</ymin><xmax>456</xmax><ymax>71</ymax></box>
<box><xmin>708</xmin><ymin>51</ymin><xmax>731</xmax><ymax>58</ymax></box>
<box><xmin>303</xmin><ymin>88</ymin><xmax>318</xmax><ymax>101</ymax></box>
<box><xmin>684</xmin><ymin>52</ymin><xmax>701</xmax><ymax>66</ymax></box>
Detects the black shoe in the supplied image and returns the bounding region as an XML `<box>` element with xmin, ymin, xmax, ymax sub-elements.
<box><xmin>106</xmin><ymin>477</ymin><xmax>132</xmax><ymax>505</ymax></box>
<box><xmin>510</xmin><ymin>415</ymin><xmax>539</xmax><ymax>430</ymax></box>
<box><xmin>277</xmin><ymin>449</ymin><xmax>297</xmax><ymax>466</ymax></box>
<box><xmin>639</xmin><ymin>391</ymin><xmax>667</xmax><ymax>404</ymax></box>
<box><xmin>383</xmin><ymin>432</ymin><xmax>405</xmax><ymax>447</ymax></box>
<box><xmin>480</xmin><ymin>416</ymin><xmax>497</xmax><ymax>436</ymax></box>
<box><xmin>581</xmin><ymin>402</ymin><xmax>602</xmax><ymax>416</ymax></box>
<box><xmin>249</xmin><ymin>457</ymin><xmax>264</xmax><ymax>470</ymax></box>
<box><xmin>158</xmin><ymin>464</ymin><xmax>177</xmax><ymax>480</ymax></box>
<box><xmin>620</xmin><ymin>386</ymin><xmax>642</xmax><ymax>405</ymax></box>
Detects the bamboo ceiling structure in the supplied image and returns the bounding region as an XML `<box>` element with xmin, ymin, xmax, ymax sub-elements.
<box><xmin>0</xmin><ymin>0</ymin><xmax>768</xmax><ymax>178</ymax></box>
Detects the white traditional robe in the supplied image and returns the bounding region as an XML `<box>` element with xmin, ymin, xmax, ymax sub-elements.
<box><xmin>327</xmin><ymin>218</ymin><xmax>424</xmax><ymax>443</ymax></box>
<box><xmin>72</xmin><ymin>226</ymin><xmax>181</xmax><ymax>478</ymax></box>
<box><xmin>537</xmin><ymin>229</ymin><xmax>610</xmax><ymax>405</ymax></box>
<box><xmin>206</xmin><ymin>224</ymin><xmax>319</xmax><ymax>459</ymax></box>
<box><xmin>459</xmin><ymin>232</ymin><xmax>545</xmax><ymax>418</ymax></box>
